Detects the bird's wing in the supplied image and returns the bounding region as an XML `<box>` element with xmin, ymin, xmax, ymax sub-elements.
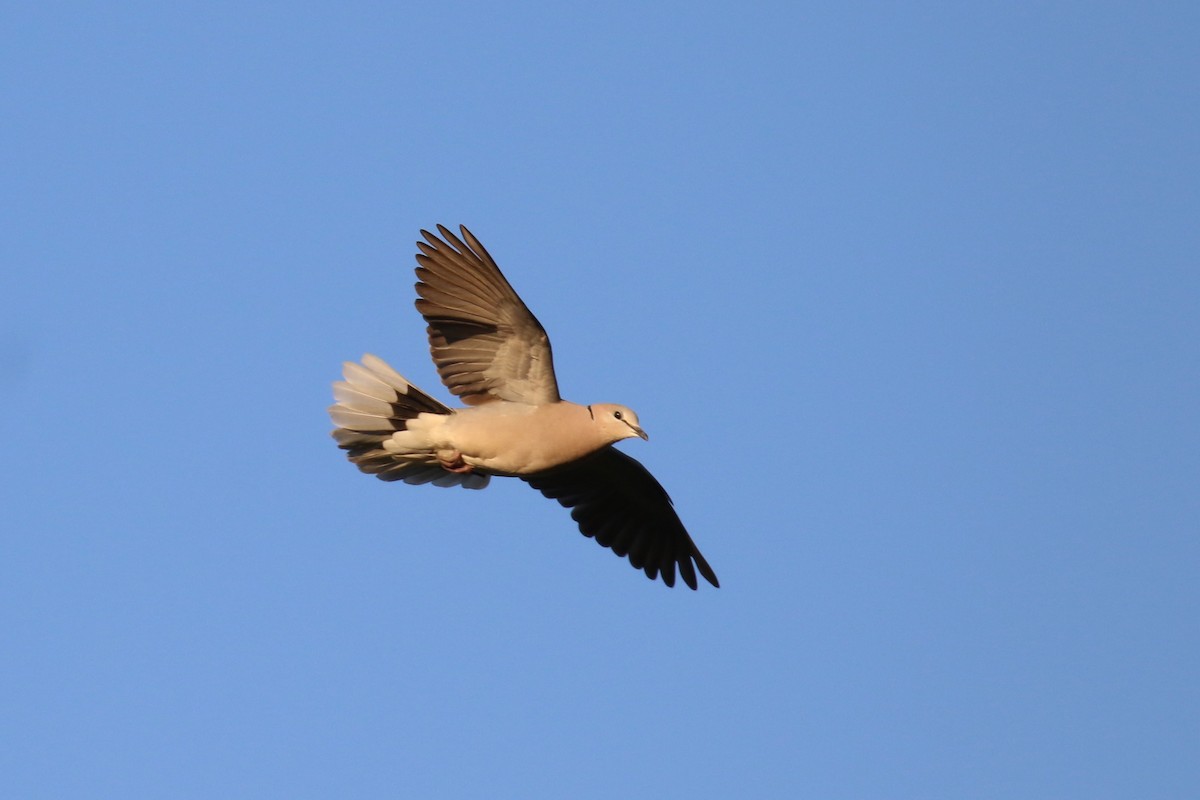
<box><xmin>414</xmin><ymin>225</ymin><xmax>560</xmax><ymax>406</ymax></box>
<box><xmin>523</xmin><ymin>447</ymin><xmax>719</xmax><ymax>589</ymax></box>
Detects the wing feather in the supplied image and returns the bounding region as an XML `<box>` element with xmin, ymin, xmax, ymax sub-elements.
<box><xmin>523</xmin><ymin>448</ymin><xmax>719</xmax><ymax>590</ymax></box>
<box><xmin>414</xmin><ymin>225</ymin><xmax>560</xmax><ymax>405</ymax></box>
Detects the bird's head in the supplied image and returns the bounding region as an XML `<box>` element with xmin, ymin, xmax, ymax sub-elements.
<box><xmin>589</xmin><ymin>403</ymin><xmax>648</xmax><ymax>443</ymax></box>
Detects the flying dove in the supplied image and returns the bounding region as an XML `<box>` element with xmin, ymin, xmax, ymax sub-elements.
<box><xmin>328</xmin><ymin>225</ymin><xmax>719</xmax><ymax>590</ymax></box>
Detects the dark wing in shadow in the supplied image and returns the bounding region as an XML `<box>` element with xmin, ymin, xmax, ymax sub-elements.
<box><xmin>524</xmin><ymin>447</ymin><xmax>719</xmax><ymax>589</ymax></box>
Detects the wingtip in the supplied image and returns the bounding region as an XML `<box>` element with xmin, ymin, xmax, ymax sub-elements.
<box><xmin>678</xmin><ymin>551</ymin><xmax>719</xmax><ymax>590</ymax></box>
<box><xmin>645</xmin><ymin>555</ymin><xmax>719</xmax><ymax>590</ymax></box>
<box><xmin>418</xmin><ymin>226</ymin><xmax>452</xmax><ymax>250</ymax></box>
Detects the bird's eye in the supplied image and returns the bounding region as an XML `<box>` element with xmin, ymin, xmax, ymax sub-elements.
<box><xmin>613</xmin><ymin>411</ymin><xmax>623</xmax><ymax>420</ymax></box>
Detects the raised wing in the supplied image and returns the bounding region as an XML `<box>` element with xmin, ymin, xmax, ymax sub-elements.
<box><xmin>524</xmin><ymin>447</ymin><xmax>719</xmax><ymax>589</ymax></box>
<box><xmin>414</xmin><ymin>225</ymin><xmax>560</xmax><ymax>405</ymax></box>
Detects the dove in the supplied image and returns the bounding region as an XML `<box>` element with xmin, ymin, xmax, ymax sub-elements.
<box><xmin>328</xmin><ymin>225</ymin><xmax>718</xmax><ymax>589</ymax></box>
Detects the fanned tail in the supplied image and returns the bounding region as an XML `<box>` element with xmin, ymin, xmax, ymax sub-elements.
<box><xmin>328</xmin><ymin>353</ymin><xmax>489</xmax><ymax>489</ymax></box>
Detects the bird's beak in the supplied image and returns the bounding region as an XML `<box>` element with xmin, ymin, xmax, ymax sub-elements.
<box><xmin>633</xmin><ymin>426</ymin><xmax>648</xmax><ymax>441</ymax></box>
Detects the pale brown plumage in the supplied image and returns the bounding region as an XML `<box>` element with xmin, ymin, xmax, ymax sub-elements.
<box><xmin>329</xmin><ymin>225</ymin><xmax>718</xmax><ymax>589</ymax></box>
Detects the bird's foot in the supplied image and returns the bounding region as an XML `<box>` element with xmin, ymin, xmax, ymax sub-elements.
<box><xmin>437</xmin><ymin>450</ymin><xmax>474</xmax><ymax>474</ymax></box>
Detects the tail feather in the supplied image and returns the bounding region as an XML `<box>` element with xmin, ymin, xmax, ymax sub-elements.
<box><xmin>328</xmin><ymin>353</ymin><xmax>490</xmax><ymax>490</ymax></box>
<box><xmin>332</xmin><ymin>383</ymin><xmax>402</xmax><ymax>416</ymax></box>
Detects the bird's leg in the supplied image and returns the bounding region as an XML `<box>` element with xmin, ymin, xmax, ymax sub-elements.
<box><xmin>437</xmin><ymin>449</ymin><xmax>474</xmax><ymax>474</ymax></box>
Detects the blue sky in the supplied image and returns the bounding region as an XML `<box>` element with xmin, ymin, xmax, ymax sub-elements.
<box><xmin>3</xmin><ymin>2</ymin><xmax>1197</xmax><ymax>797</ymax></box>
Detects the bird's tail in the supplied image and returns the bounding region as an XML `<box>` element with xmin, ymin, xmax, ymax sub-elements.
<box><xmin>328</xmin><ymin>353</ymin><xmax>488</xmax><ymax>488</ymax></box>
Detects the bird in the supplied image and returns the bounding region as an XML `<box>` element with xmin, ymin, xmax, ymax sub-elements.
<box><xmin>328</xmin><ymin>225</ymin><xmax>718</xmax><ymax>590</ymax></box>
